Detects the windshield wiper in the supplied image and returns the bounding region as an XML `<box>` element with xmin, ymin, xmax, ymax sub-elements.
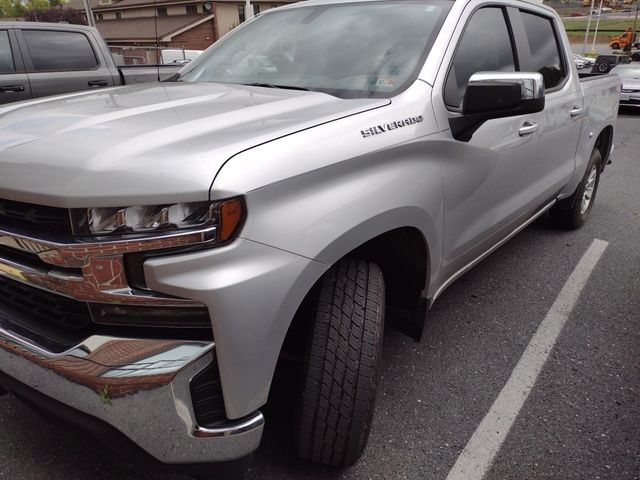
<box><xmin>242</xmin><ymin>83</ymin><xmax>310</xmax><ymax>92</ymax></box>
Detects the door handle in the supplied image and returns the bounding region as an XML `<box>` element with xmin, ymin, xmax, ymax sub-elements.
<box><xmin>518</xmin><ymin>122</ymin><xmax>538</xmax><ymax>136</ymax></box>
<box><xmin>0</xmin><ymin>85</ymin><xmax>25</xmax><ymax>93</ymax></box>
<box><xmin>88</xmin><ymin>80</ymin><xmax>108</xmax><ymax>87</ymax></box>
<box><xmin>570</xmin><ymin>107</ymin><xmax>584</xmax><ymax>117</ymax></box>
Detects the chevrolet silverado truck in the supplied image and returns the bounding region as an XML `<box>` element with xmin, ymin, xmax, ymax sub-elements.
<box><xmin>0</xmin><ymin>22</ymin><xmax>181</xmax><ymax>105</ymax></box>
<box><xmin>0</xmin><ymin>0</ymin><xmax>619</xmax><ymax>475</ymax></box>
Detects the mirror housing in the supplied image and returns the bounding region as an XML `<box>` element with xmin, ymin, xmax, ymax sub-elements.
<box><xmin>449</xmin><ymin>72</ymin><xmax>545</xmax><ymax>142</ymax></box>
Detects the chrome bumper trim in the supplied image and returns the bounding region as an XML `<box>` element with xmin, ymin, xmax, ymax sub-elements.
<box><xmin>0</xmin><ymin>324</ymin><xmax>264</xmax><ymax>463</ymax></box>
<box><xmin>193</xmin><ymin>413</ymin><xmax>265</xmax><ymax>438</ymax></box>
<box><xmin>0</xmin><ymin>226</ymin><xmax>216</xmax><ymax>306</ymax></box>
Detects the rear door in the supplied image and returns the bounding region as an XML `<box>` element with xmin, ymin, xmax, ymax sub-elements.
<box><xmin>513</xmin><ymin>7</ymin><xmax>581</xmax><ymax>201</ymax></box>
<box><xmin>16</xmin><ymin>28</ymin><xmax>114</xmax><ymax>99</ymax></box>
<box><xmin>0</xmin><ymin>29</ymin><xmax>33</xmax><ymax>105</ymax></box>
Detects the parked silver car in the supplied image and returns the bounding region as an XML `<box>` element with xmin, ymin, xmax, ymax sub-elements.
<box><xmin>610</xmin><ymin>64</ymin><xmax>640</xmax><ymax>107</ymax></box>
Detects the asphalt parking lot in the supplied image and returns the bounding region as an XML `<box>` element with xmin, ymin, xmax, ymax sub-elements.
<box><xmin>1</xmin><ymin>111</ymin><xmax>639</xmax><ymax>480</ymax></box>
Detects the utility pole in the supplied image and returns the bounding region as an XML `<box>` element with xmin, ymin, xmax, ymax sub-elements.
<box><xmin>83</xmin><ymin>0</ymin><xmax>96</xmax><ymax>27</ymax></box>
<box><xmin>633</xmin><ymin>0</ymin><xmax>639</xmax><ymax>46</ymax></box>
<box><xmin>583</xmin><ymin>0</ymin><xmax>597</xmax><ymax>54</ymax></box>
<box><xmin>591</xmin><ymin>0</ymin><xmax>605</xmax><ymax>53</ymax></box>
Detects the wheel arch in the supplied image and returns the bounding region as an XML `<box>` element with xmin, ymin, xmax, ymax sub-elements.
<box><xmin>594</xmin><ymin>125</ymin><xmax>613</xmax><ymax>170</ymax></box>
<box><xmin>280</xmin><ymin>222</ymin><xmax>433</xmax><ymax>369</ymax></box>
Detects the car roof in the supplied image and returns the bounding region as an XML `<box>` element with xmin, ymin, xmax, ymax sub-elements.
<box><xmin>0</xmin><ymin>21</ymin><xmax>97</xmax><ymax>33</ymax></box>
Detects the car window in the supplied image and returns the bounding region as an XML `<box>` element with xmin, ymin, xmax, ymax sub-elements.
<box><xmin>22</xmin><ymin>30</ymin><xmax>98</xmax><ymax>71</ymax></box>
<box><xmin>179</xmin><ymin>1</ymin><xmax>452</xmax><ymax>99</ymax></box>
<box><xmin>444</xmin><ymin>7</ymin><xmax>516</xmax><ymax>108</ymax></box>
<box><xmin>0</xmin><ymin>31</ymin><xmax>15</xmax><ymax>74</ymax></box>
<box><xmin>520</xmin><ymin>11</ymin><xmax>565</xmax><ymax>90</ymax></box>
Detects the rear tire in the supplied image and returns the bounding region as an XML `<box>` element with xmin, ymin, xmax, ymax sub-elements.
<box><xmin>550</xmin><ymin>149</ymin><xmax>602</xmax><ymax>230</ymax></box>
<box><xmin>611</xmin><ymin>42</ymin><xmax>620</xmax><ymax>49</ymax></box>
<box><xmin>295</xmin><ymin>259</ymin><xmax>385</xmax><ymax>467</ymax></box>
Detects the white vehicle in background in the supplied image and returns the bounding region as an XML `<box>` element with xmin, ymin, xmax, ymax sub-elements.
<box><xmin>610</xmin><ymin>64</ymin><xmax>640</xmax><ymax>107</ymax></box>
<box><xmin>161</xmin><ymin>48</ymin><xmax>204</xmax><ymax>65</ymax></box>
<box><xmin>573</xmin><ymin>53</ymin><xmax>594</xmax><ymax>69</ymax></box>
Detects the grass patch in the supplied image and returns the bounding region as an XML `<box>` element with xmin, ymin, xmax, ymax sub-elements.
<box><xmin>562</xmin><ymin>18</ymin><xmax>637</xmax><ymax>31</ymax></box>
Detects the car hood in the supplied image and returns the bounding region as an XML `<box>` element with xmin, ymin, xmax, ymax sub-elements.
<box><xmin>621</xmin><ymin>80</ymin><xmax>640</xmax><ymax>91</ymax></box>
<box><xmin>0</xmin><ymin>82</ymin><xmax>388</xmax><ymax>207</ymax></box>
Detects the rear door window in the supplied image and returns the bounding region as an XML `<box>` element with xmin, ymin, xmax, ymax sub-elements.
<box><xmin>0</xmin><ymin>31</ymin><xmax>15</xmax><ymax>73</ymax></box>
<box><xmin>519</xmin><ymin>11</ymin><xmax>566</xmax><ymax>90</ymax></box>
<box><xmin>22</xmin><ymin>30</ymin><xmax>98</xmax><ymax>71</ymax></box>
<box><xmin>445</xmin><ymin>7</ymin><xmax>517</xmax><ymax>108</ymax></box>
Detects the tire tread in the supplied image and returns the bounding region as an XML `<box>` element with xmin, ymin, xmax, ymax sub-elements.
<box><xmin>296</xmin><ymin>259</ymin><xmax>384</xmax><ymax>467</ymax></box>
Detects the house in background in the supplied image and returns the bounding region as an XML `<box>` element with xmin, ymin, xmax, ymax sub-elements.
<box><xmin>68</xmin><ymin>0</ymin><xmax>295</xmax><ymax>52</ymax></box>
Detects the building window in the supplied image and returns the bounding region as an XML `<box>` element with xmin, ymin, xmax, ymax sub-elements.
<box><xmin>96</xmin><ymin>12</ymin><xmax>104</xmax><ymax>21</ymax></box>
<box><xmin>157</xmin><ymin>7</ymin><xmax>168</xmax><ymax>16</ymax></box>
<box><xmin>115</xmin><ymin>11</ymin><xmax>122</xmax><ymax>19</ymax></box>
<box><xmin>186</xmin><ymin>4</ymin><xmax>197</xmax><ymax>14</ymax></box>
<box><xmin>238</xmin><ymin>4</ymin><xmax>245</xmax><ymax>22</ymax></box>
<box><xmin>253</xmin><ymin>4</ymin><xmax>260</xmax><ymax>14</ymax></box>
<box><xmin>203</xmin><ymin>2</ymin><xmax>212</xmax><ymax>13</ymax></box>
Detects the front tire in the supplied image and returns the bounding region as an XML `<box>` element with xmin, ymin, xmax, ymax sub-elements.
<box><xmin>550</xmin><ymin>148</ymin><xmax>602</xmax><ymax>229</ymax></box>
<box><xmin>295</xmin><ymin>259</ymin><xmax>385</xmax><ymax>467</ymax></box>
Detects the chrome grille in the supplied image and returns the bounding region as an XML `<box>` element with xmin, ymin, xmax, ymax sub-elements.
<box><xmin>0</xmin><ymin>275</ymin><xmax>92</xmax><ymax>330</ymax></box>
<box><xmin>0</xmin><ymin>199</ymin><xmax>72</xmax><ymax>236</ymax></box>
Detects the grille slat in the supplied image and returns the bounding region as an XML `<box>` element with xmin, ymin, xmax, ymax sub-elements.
<box><xmin>0</xmin><ymin>275</ymin><xmax>92</xmax><ymax>332</ymax></box>
<box><xmin>0</xmin><ymin>199</ymin><xmax>72</xmax><ymax>236</ymax></box>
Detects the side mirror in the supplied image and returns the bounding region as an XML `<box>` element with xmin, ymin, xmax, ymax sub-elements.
<box><xmin>449</xmin><ymin>72</ymin><xmax>545</xmax><ymax>142</ymax></box>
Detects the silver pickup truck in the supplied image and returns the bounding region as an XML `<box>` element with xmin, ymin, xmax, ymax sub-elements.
<box><xmin>0</xmin><ymin>0</ymin><xmax>619</xmax><ymax>476</ymax></box>
<box><xmin>0</xmin><ymin>22</ymin><xmax>181</xmax><ymax>105</ymax></box>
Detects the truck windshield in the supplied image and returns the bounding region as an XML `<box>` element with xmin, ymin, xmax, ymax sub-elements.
<box><xmin>176</xmin><ymin>1</ymin><xmax>451</xmax><ymax>98</ymax></box>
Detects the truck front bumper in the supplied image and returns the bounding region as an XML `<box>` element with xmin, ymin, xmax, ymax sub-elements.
<box><xmin>0</xmin><ymin>325</ymin><xmax>264</xmax><ymax>467</ymax></box>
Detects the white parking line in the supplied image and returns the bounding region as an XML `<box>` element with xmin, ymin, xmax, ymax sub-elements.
<box><xmin>445</xmin><ymin>238</ymin><xmax>609</xmax><ymax>480</ymax></box>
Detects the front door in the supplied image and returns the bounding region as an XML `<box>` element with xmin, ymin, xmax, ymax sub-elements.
<box><xmin>432</xmin><ymin>6</ymin><xmax>543</xmax><ymax>282</ymax></box>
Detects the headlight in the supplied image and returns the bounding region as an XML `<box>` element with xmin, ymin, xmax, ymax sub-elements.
<box><xmin>71</xmin><ymin>197</ymin><xmax>244</xmax><ymax>241</ymax></box>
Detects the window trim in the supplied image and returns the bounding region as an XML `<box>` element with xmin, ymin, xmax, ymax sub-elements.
<box><xmin>442</xmin><ymin>4</ymin><xmax>520</xmax><ymax>112</ymax></box>
<box><xmin>17</xmin><ymin>28</ymin><xmax>101</xmax><ymax>74</ymax></box>
<box><xmin>6</xmin><ymin>29</ymin><xmax>27</xmax><ymax>73</ymax></box>
<box><xmin>0</xmin><ymin>29</ymin><xmax>17</xmax><ymax>75</ymax></box>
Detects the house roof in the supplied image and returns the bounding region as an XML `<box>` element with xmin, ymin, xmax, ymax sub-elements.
<box><xmin>93</xmin><ymin>14</ymin><xmax>213</xmax><ymax>42</ymax></box>
<box><xmin>69</xmin><ymin>0</ymin><xmax>295</xmax><ymax>12</ymax></box>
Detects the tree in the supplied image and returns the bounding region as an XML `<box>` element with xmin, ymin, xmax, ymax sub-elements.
<box><xmin>0</xmin><ymin>0</ymin><xmax>26</xmax><ymax>17</ymax></box>
<box><xmin>24</xmin><ymin>5</ymin><xmax>88</xmax><ymax>23</ymax></box>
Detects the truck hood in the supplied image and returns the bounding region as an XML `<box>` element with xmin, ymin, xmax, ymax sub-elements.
<box><xmin>0</xmin><ymin>82</ymin><xmax>388</xmax><ymax>207</ymax></box>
